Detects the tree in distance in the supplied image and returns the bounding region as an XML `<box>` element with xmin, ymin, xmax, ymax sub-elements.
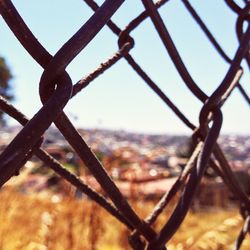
<box><xmin>0</xmin><ymin>56</ymin><xmax>13</xmax><ymax>126</ymax></box>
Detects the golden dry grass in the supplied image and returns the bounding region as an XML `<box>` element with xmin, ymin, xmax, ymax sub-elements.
<box><xmin>0</xmin><ymin>187</ymin><xmax>249</xmax><ymax>250</ymax></box>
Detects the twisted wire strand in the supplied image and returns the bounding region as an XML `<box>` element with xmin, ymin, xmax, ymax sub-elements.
<box><xmin>147</xmin><ymin>110</ymin><xmax>223</xmax><ymax>249</ymax></box>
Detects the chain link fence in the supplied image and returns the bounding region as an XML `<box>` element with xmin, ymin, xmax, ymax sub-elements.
<box><xmin>0</xmin><ymin>0</ymin><xmax>249</xmax><ymax>249</ymax></box>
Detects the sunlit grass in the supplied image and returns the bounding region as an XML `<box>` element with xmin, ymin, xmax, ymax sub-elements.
<box><xmin>0</xmin><ymin>187</ymin><xmax>249</xmax><ymax>250</ymax></box>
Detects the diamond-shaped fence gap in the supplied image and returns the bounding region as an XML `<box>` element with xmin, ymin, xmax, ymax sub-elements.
<box><xmin>158</xmin><ymin>2</ymin><xmax>230</xmax><ymax>96</ymax></box>
<box><xmin>220</xmin><ymin>92</ymin><xmax>250</xmax><ymax>133</ymax></box>
<box><xmin>126</xmin><ymin>22</ymin><xmax>202</xmax><ymax>127</ymax></box>
<box><xmin>10</xmin><ymin>1</ymin><xmax>93</xmax><ymax>55</ymax></box>
<box><xmin>65</xmin><ymin>61</ymin><xmax>175</xmax><ymax>133</ymax></box>
<box><xmin>65</xmin><ymin>26</ymin><xmax>119</xmax><ymax>84</ymax></box>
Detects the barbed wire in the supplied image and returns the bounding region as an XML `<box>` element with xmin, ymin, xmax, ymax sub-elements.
<box><xmin>0</xmin><ymin>0</ymin><xmax>249</xmax><ymax>249</ymax></box>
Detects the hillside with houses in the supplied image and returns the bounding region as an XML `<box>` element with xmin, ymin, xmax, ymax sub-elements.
<box><xmin>1</xmin><ymin>126</ymin><xmax>249</xmax><ymax>207</ymax></box>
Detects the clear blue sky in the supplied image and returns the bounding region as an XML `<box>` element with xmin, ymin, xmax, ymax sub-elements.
<box><xmin>0</xmin><ymin>0</ymin><xmax>249</xmax><ymax>134</ymax></box>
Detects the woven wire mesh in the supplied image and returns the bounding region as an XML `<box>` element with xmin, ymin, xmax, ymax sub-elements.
<box><xmin>0</xmin><ymin>0</ymin><xmax>250</xmax><ymax>249</ymax></box>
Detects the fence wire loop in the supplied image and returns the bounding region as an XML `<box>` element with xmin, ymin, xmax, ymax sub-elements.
<box><xmin>0</xmin><ymin>0</ymin><xmax>249</xmax><ymax>249</ymax></box>
<box><xmin>118</xmin><ymin>30</ymin><xmax>135</xmax><ymax>50</ymax></box>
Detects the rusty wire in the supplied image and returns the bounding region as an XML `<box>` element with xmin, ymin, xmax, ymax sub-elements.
<box><xmin>234</xmin><ymin>216</ymin><xmax>250</xmax><ymax>250</ymax></box>
<box><xmin>0</xmin><ymin>0</ymin><xmax>249</xmax><ymax>249</ymax></box>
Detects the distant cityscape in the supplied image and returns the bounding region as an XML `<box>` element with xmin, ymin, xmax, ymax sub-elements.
<box><xmin>0</xmin><ymin>126</ymin><xmax>249</xmax><ymax>206</ymax></box>
<box><xmin>2</xmin><ymin>126</ymin><xmax>249</xmax><ymax>165</ymax></box>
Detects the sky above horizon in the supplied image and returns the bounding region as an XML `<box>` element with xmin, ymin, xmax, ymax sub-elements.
<box><xmin>0</xmin><ymin>0</ymin><xmax>249</xmax><ymax>135</ymax></box>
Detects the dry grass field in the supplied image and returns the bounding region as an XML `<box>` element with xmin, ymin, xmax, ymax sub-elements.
<box><xmin>0</xmin><ymin>187</ymin><xmax>249</xmax><ymax>250</ymax></box>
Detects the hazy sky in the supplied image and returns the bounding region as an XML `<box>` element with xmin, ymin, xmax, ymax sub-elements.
<box><xmin>0</xmin><ymin>0</ymin><xmax>249</xmax><ymax>134</ymax></box>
